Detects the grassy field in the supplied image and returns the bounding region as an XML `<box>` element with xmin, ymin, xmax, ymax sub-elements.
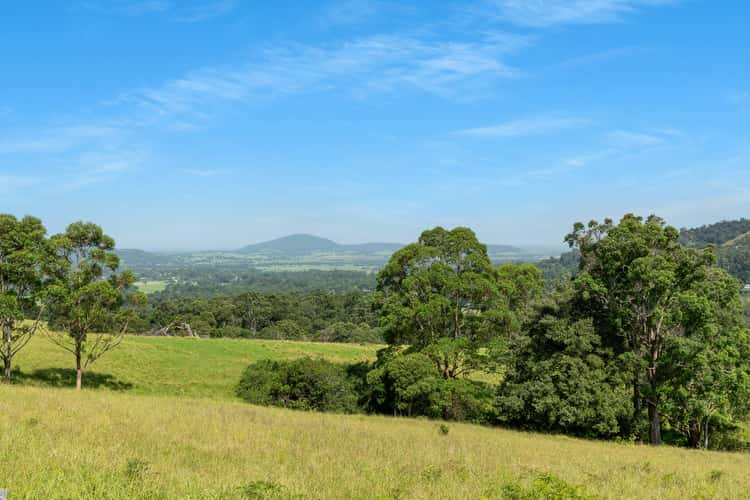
<box><xmin>12</xmin><ymin>335</ymin><xmax>378</xmax><ymax>399</ymax></box>
<box><xmin>2</xmin><ymin>385</ymin><xmax>750</xmax><ymax>499</ymax></box>
<box><xmin>133</xmin><ymin>280</ymin><xmax>169</xmax><ymax>294</ymax></box>
<box><xmin>5</xmin><ymin>335</ymin><xmax>750</xmax><ymax>498</ymax></box>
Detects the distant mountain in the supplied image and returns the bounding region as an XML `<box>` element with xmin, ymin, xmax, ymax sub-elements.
<box><xmin>237</xmin><ymin>234</ymin><xmax>403</xmax><ymax>256</ymax></box>
<box><xmin>238</xmin><ymin>234</ymin><xmax>341</xmax><ymax>255</ymax></box>
<box><xmin>116</xmin><ymin>248</ymin><xmax>173</xmax><ymax>268</ymax></box>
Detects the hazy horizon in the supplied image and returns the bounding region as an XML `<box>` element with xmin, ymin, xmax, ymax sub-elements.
<box><xmin>2</xmin><ymin>1</ymin><xmax>748</xmax><ymax>249</ymax></box>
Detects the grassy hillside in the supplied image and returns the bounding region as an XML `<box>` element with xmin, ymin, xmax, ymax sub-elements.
<box><xmin>3</xmin><ymin>385</ymin><xmax>750</xmax><ymax>499</ymax></box>
<box><xmin>12</xmin><ymin>335</ymin><xmax>378</xmax><ymax>399</ymax></box>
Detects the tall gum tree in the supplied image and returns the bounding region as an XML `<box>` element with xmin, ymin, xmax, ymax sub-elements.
<box><xmin>46</xmin><ymin>222</ymin><xmax>145</xmax><ymax>389</ymax></box>
<box><xmin>567</xmin><ymin>214</ymin><xmax>738</xmax><ymax>445</ymax></box>
<box><xmin>375</xmin><ymin>227</ymin><xmax>538</xmax><ymax>378</ymax></box>
<box><xmin>0</xmin><ymin>215</ymin><xmax>58</xmax><ymax>384</ymax></box>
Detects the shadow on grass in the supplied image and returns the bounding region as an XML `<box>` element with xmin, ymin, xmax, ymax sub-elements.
<box><xmin>10</xmin><ymin>367</ymin><xmax>133</xmax><ymax>391</ymax></box>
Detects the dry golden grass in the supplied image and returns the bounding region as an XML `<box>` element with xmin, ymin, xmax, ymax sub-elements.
<box><xmin>2</xmin><ymin>385</ymin><xmax>750</xmax><ymax>499</ymax></box>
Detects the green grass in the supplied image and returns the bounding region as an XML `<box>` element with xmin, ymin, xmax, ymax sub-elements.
<box><xmin>5</xmin><ymin>335</ymin><xmax>750</xmax><ymax>498</ymax></box>
<box><xmin>12</xmin><ymin>335</ymin><xmax>379</xmax><ymax>399</ymax></box>
<box><xmin>133</xmin><ymin>280</ymin><xmax>168</xmax><ymax>294</ymax></box>
<box><xmin>2</xmin><ymin>385</ymin><xmax>750</xmax><ymax>499</ymax></box>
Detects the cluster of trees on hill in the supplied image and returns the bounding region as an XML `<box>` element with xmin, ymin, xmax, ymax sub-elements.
<box><xmin>680</xmin><ymin>218</ymin><xmax>750</xmax><ymax>247</ymax></box>
<box><xmin>680</xmin><ymin>219</ymin><xmax>750</xmax><ymax>283</ymax></box>
<box><xmin>0</xmin><ymin>215</ymin><xmax>143</xmax><ymax>388</ymax></box>
<box><xmin>130</xmin><ymin>290</ymin><xmax>382</xmax><ymax>343</ymax></box>
<box><xmin>240</xmin><ymin>217</ymin><xmax>750</xmax><ymax>449</ymax></box>
<box><xmin>147</xmin><ymin>268</ymin><xmax>377</xmax><ymax>298</ymax></box>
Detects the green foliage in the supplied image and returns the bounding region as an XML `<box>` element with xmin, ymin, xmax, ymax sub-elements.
<box><xmin>680</xmin><ymin>218</ymin><xmax>750</xmax><ymax>283</ymax></box>
<box><xmin>363</xmin><ymin>349</ymin><xmax>496</xmax><ymax>422</ymax></box>
<box><xmin>0</xmin><ymin>214</ymin><xmax>60</xmax><ymax>383</ymax></box>
<box><xmin>136</xmin><ymin>289</ymin><xmax>380</xmax><ymax>343</ymax></box>
<box><xmin>237</xmin><ymin>357</ymin><xmax>359</xmax><ymax>413</ymax></box>
<box><xmin>502</xmin><ymin>472</ymin><xmax>592</xmax><ymax>500</ymax></box>
<box><xmin>680</xmin><ymin>218</ymin><xmax>750</xmax><ymax>248</ymax></box>
<box><xmin>375</xmin><ymin>227</ymin><xmax>537</xmax><ymax>379</ymax></box>
<box><xmin>567</xmin><ymin>214</ymin><xmax>750</xmax><ymax>445</ymax></box>
<box><xmin>535</xmin><ymin>250</ymin><xmax>580</xmax><ymax>286</ymax></box>
<box><xmin>497</xmin><ymin>287</ymin><xmax>630</xmax><ymax>437</ymax></box>
<box><xmin>144</xmin><ymin>268</ymin><xmax>377</xmax><ymax>297</ymax></box>
<box><xmin>45</xmin><ymin>222</ymin><xmax>145</xmax><ymax>388</ymax></box>
<box><xmin>239</xmin><ymin>480</ymin><xmax>290</xmax><ymax>499</ymax></box>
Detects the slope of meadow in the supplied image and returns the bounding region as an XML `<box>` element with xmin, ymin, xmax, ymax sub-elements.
<box><xmin>11</xmin><ymin>335</ymin><xmax>379</xmax><ymax>399</ymax></box>
<box><xmin>2</xmin><ymin>385</ymin><xmax>749</xmax><ymax>499</ymax></box>
<box><xmin>4</xmin><ymin>335</ymin><xmax>750</xmax><ymax>498</ymax></box>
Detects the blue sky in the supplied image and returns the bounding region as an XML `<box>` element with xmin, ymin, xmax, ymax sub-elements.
<box><xmin>1</xmin><ymin>1</ymin><xmax>748</xmax><ymax>250</ymax></box>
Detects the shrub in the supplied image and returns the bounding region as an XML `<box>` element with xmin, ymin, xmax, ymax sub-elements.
<box><xmin>257</xmin><ymin>319</ymin><xmax>308</xmax><ymax>340</ymax></box>
<box><xmin>363</xmin><ymin>350</ymin><xmax>496</xmax><ymax>422</ymax></box>
<box><xmin>237</xmin><ymin>358</ymin><xmax>359</xmax><ymax>413</ymax></box>
<box><xmin>315</xmin><ymin>321</ymin><xmax>385</xmax><ymax>344</ymax></box>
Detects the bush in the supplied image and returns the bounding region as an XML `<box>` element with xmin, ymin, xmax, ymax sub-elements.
<box><xmin>237</xmin><ymin>358</ymin><xmax>359</xmax><ymax>413</ymax></box>
<box><xmin>363</xmin><ymin>350</ymin><xmax>496</xmax><ymax>422</ymax></box>
<box><xmin>257</xmin><ymin>319</ymin><xmax>308</xmax><ymax>340</ymax></box>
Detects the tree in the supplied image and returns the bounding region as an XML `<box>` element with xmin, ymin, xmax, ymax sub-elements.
<box><xmin>46</xmin><ymin>222</ymin><xmax>145</xmax><ymax>389</ymax></box>
<box><xmin>659</xmin><ymin>268</ymin><xmax>750</xmax><ymax>448</ymax></box>
<box><xmin>567</xmin><ymin>214</ymin><xmax>742</xmax><ymax>445</ymax></box>
<box><xmin>0</xmin><ymin>215</ymin><xmax>58</xmax><ymax>383</ymax></box>
<box><xmin>375</xmin><ymin>227</ymin><xmax>515</xmax><ymax>378</ymax></box>
<box><xmin>496</xmin><ymin>285</ymin><xmax>630</xmax><ymax>437</ymax></box>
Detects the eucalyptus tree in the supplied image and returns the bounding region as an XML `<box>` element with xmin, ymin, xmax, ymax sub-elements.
<box><xmin>567</xmin><ymin>214</ymin><xmax>746</xmax><ymax>445</ymax></box>
<box><xmin>46</xmin><ymin>222</ymin><xmax>145</xmax><ymax>389</ymax></box>
<box><xmin>0</xmin><ymin>214</ymin><xmax>58</xmax><ymax>383</ymax></box>
<box><xmin>375</xmin><ymin>227</ymin><xmax>520</xmax><ymax>378</ymax></box>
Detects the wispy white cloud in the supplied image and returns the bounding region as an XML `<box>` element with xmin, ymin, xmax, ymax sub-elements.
<box><xmin>119</xmin><ymin>33</ymin><xmax>528</xmax><ymax>119</ymax></box>
<box><xmin>176</xmin><ymin>0</ymin><xmax>236</xmax><ymax>23</ymax></box>
<box><xmin>0</xmin><ymin>125</ymin><xmax>122</xmax><ymax>155</ymax></box>
<box><xmin>607</xmin><ymin>128</ymin><xmax>675</xmax><ymax>147</ymax></box>
<box><xmin>727</xmin><ymin>91</ymin><xmax>749</xmax><ymax>107</ymax></box>
<box><xmin>319</xmin><ymin>0</ymin><xmax>380</xmax><ymax>25</ymax></box>
<box><xmin>0</xmin><ymin>175</ymin><xmax>42</xmax><ymax>194</ymax></box>
<box><xmin>77</xmin><ymin>0</ymin><xmax>234</xmax><ymax>22</ymax></box>
<box><xmin>551</xmin><ymin>46</ymin><xmax>644</xmax><ymax>70</ymax></box>
<box><xmin>56</xmin><ymin>151</ymin><xmax>142</xmax><ymax>193</ymax></box>
<box><xmin>455</xmin><ymin>116</ymin><xmax>589</xmax><ymax>138</ymax></box>
<box><xmin>485</xmin><ymin>0</ymin><xmax>676</xmax><ymax>27</ymax></box>
<box><xmin>124</xmin><ymin>1</ymin><xmax>171</xmax><ymax>15</ymax></box>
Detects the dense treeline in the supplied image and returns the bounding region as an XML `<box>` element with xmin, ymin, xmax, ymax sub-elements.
<box><xmin>680</xmin><ymin>218</ymin><xmax>750</xmax><ymax>247</ymax></box>
<box><xmin>240</xmin><ymin>217</ymin><xmax>750</xmax><ymax>450</ymax></box>
<box><xmin>148</xmin><ymin>268</ymin><xmax>377</xmax><ymax>297</ymax></box>
<box><xmin>680</xmin><ymin>218</ymin><xmax>750</xmax><ymax>283</ymax></box>
<box><xmin>130</xmin><ymin>289</ymin><xmax>383</xmax><ymax>343</ymax></box>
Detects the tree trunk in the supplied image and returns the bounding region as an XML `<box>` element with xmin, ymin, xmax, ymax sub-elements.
<box><xmin>3</xmin><ymin>356</ymin><xmax>10</xmax><ymax>384</ymax></box>
<box><xmin>704</xmin><ymin>420</ymin><xmax>710</xmax><ymax>450</ymax></box>
<box><xmin>632</xmin><ymin>370</ymin><xmax>641</xmax><ymax>422</ymax></box>
<box><xmin>647</xmin><ymin>342</ymin><xmax>661</xmax><ymax>445</ymax></box>
<box><xmin>648</xmin><ymin>400</ymin><xmax>662</xmax><ymax>445</ymax></box>
<box><xmin>686</xmin><ymin>422</ymin><xmax>702</xmax><ymax>448</ymax></box>
<box><xmin>75</xmin><ymin>345</ymin><xmax>83</xmax><ymax>390</ymax></box>
<box><xmin>4</xmin><ymin>325</ymin><xmax>11</xmax><ymax>384</ymax></box>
